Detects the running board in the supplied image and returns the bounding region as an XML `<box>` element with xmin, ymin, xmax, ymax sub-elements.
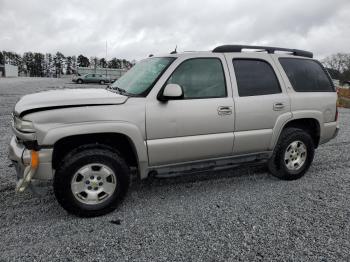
<box><xmin>149</xmin><ymin>152</ymin><xmax>272</xmax><ymax>178</ymax></box>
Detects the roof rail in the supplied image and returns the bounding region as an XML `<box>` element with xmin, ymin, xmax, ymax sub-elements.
<box><xmin>212</xmin><ymin>45</ymin><xmax>313</xmax><ymax>58</ymax></box>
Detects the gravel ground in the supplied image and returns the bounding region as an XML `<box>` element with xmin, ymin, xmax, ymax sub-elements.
<box><xmin>0</xmin><ymin>77</ymin><xmax>349</xmax><ymax>261</ymax></box>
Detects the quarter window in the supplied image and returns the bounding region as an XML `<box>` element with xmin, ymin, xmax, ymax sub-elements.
<box><xmin>233</xmin><ymin>59</ymin><xmax>281</xmax><ymax>97</ymax></box>
<box><xmin>279</xmin><ymin>58</ymin><xmax>334</xmax><ymax>92</ymax></box>
<box><xmin>166</xmin><ymin>58</ymin><xmax>226</xmax><ymax>99</ymax></box>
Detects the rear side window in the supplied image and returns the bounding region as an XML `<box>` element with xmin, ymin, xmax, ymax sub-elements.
<box><xmin>233</xmin><ymin>59</ymin><xmax>281</xmax><ymax>97</ymax></box>
<box><xmin>279</xmin><ymin>58</ymin><xmax>334</xmax><ymax>92</ymax></box>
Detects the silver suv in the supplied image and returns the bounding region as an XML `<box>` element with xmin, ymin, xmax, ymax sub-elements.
<box><xmin>9</xmin><ymin>45</ymin><xmax>339</xmax><ymax>217</ymax></box>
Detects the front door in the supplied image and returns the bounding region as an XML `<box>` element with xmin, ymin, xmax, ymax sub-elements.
<box><xmin>146</xmin><ymin>55</ymin><xmax>235</xmax><ymax>166</ymax></box>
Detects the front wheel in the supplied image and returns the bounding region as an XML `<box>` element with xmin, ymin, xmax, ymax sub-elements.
<box><xmin>100</xmin><ymin>80</ymin><xmax>105</xmax><ymax>85</ymax></box>
<box><xmin>53</xmin><ymin>145</ymin><xmax>130</xmax><ymax>217</ymax></box>
<box><xmin>268</xmin><ymin>128</ymin><xmax>315</xmax><ymax>180</ymax></box>
<box><xmin>77</xmin><ymin>79</ymin><xmax>83</xmax><ymax>84</ymax></box>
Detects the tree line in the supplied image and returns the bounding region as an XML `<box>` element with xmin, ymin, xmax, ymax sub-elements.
<box><xmin>322</xmin><ymin>53</ymin><xmax>350</xmax><ymax>83</ymax></box>
<box><xmin>0</xmin><ymin>51</ymin><xmax>134</xmax><ymax>77</ymax></box>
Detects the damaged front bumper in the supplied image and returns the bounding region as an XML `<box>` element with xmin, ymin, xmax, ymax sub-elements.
<box><xmin>8</xmin><ymin>136</ymin><xmax>54</xmax><ymax>194</ymax></box>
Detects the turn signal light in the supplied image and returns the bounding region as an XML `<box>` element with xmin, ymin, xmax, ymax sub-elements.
<box><xmin>31</xmin><ymin>151</ymin><xmax>39</xmax><ymax>169</ymax></box>
<box><xmin>335</xmin><ymin>107</ymin><xmax>339</xmax><ymax>121</ymax></box>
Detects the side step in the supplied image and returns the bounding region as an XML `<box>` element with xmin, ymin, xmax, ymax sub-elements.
<box><xmin>149</xmin><ymin>152</ymin><xmax>271</xmax><ymax>178</ymax></box>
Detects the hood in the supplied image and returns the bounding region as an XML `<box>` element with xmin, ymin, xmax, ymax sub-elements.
<box><xmin>15</xmin><ymin>88</ymin><xmax>128</xmax><ymax>116</ymax></box>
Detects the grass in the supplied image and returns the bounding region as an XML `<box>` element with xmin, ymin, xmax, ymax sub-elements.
<box><xmin>337</xmin><ymin>88</ymin><xmax>350</xmax><ymax>108</ymax></box>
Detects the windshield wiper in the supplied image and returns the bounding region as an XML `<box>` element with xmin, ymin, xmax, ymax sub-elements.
<box><xmin>106</xmin><ymin>85</ymin><xmax>142</xmax><ymax>97</ymax></box>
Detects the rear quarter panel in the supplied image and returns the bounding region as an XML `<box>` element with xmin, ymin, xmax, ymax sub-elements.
<box><xmin>271</xmin><ymin>55</ymin><xmax>338</xmax><ymax>145</ymax></box>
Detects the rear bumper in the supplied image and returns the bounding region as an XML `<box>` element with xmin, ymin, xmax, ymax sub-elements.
<box><xmin>332</xmin><ymin>126</ymin><xmax>340</xmax><ymax>139</ymax></box>
<box><xmin>320</xmin><ymin>122</ymin><xmax>339</xmax><ymax>145</ymax></box>
<box><xmin>8</xmin><ymin>136</ymin><xmax>53</xmax><ymax>193</ymax></box>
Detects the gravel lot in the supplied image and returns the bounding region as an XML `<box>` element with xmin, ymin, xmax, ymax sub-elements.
<box><xmin>0</xmin><ymin>77</ymin><xmax>349</xmax><ymax>261</ymax></box>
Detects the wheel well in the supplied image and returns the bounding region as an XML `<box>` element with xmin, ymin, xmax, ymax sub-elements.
<box><xmin>283</xmin><ymin>118</ymin><xmax>320</xmax><ymax>147</ymax></box>
<box><xmin>52</xmin><ymin>133</ymin><xmax>138</xmax><ymax>170</ymax></box>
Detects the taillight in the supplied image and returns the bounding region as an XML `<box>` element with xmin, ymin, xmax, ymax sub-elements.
<box><xmin>335</xmin><ymin>107</ymin><xmax>339</xmax><ymax>121</ymax></box>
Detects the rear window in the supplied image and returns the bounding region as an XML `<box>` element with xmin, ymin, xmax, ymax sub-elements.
<box><xmin>279</xmin><ymin>58</ymin><xmax>334</xmax><ymax>92</ymax></box>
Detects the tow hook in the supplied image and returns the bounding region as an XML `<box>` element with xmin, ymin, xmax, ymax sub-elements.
<box><xmin>16</xmin><ymin>150</ymin><xmax>39</xmax><ymax>193</ymax></box>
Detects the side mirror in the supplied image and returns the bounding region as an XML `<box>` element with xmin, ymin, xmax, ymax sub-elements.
<box><xmin>158</xmin><ymin>84</ymin><xmax>184</xmax><ymax>101</ymax></box>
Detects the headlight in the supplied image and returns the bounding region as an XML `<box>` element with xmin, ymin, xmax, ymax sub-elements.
<box><xmin>13</xmin><ymin>115</ymin><xmax>35</xmax><ymax>133</ymax></box>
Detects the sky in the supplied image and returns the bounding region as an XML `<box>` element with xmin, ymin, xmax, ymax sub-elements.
<box><xmin>0</xmin><ymin>0</ymin><xmax>349</xmax><ymax>61</ymax></box>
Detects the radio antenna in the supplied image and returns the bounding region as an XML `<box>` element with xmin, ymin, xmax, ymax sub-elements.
<box><xmin>170</xmin><ymin>45</ymin><xmax>177</xmax><ymax>54</ymax></box>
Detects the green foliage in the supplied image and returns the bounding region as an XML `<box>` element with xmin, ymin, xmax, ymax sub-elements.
<box><xmin>0</xmin><ymin>51</ymin><xmax>4</xmax><ymax>64</ymax></box>
<box><xmin>108</xmin><ymin>57</ymin><xmax>121</xmax><ymax>69</ymax></box>
<box><xmin>77</xmin><ymin>55</ymin><xmax>90</xmax><ymax>67</ymax></box>
<box><xmin>1</xmin><ymin>50</ymin><xmax>134</xmax><ymax>77</ymax></box>
<box><xmin>99</xmin><ymin>58</ymin><xmax>107</xmax><ymax>68</ymax></box>
<box><xmin>66</xmin><ymin>56</ymin><xmax>73</xmax><ymax>75</ymax></box>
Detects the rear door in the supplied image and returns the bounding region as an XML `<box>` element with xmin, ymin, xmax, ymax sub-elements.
<box><xmin>225</xmin><ymin>53</ymin><xmax>292</xmax><ymax>154</ymax></box>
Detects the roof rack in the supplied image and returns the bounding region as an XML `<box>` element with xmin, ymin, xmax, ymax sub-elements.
<box><xmin>212</xmin><ymin>45</ymin><xmax>313</xmax><ymax>58</ymax></box>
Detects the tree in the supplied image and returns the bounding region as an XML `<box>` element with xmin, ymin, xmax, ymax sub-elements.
<box><xmin>33</xmin><ymin>53</ymin><xmax>45</xmax><ymax>77</ymax></box>
<box><xmin>99</xmin><ymin>58</ymin><xmax>107</xmax><ymax>68</ymax></box>
<box><xmin>90</xmin><ymin>57</ymin><xmax>99</xmax><ymax>71</ymax></box>
<box><xmin>13</xmin><ymin>53</ymin><xmax>23</xmax><ymax>73</ymax></box>
<box><xmin>54</xmin><ymin>52</ymin><xmax>65</xmax><ymax>77</ymax></box>
<box><xmin>71</xmin><ymin>55</ymin><xmax>77</xmax><ymax>74</ymax></box>
<box><xmin>0</xmin><ymin>51</ymin><xmax>4</xmax><ymax>64</ymax></box>
<box><xmin>2</xmin><ymin>51</ymin><xmax>20</xmax><ymax>65</ymax></box>
<box><xmin>44</xmin><ymin>53</ymin><xmax>53</xmax><ymax>77</ymax></box>
<box><xmin>77</xmin><ymin>54</ymin><xmax>90</xmax><ymax>67</ymax></box>
<box><xmin>66</xmin><ymin>56</ymin><xmax>73</xmax><ymax>75</ymax></box>
<box><xmin>322</xmin><ymin>53</ymin><xmax>350</xmax><ymax>82</ymax></box>
<box><xmin>108</xmin><ymin>58</ymin><xmax>121</xmax><ymax>69</ymax></box>
<box><xmin>23</xmin><ymin>52</ymin><xmax>35</xmax><ymax>76</ymax></box>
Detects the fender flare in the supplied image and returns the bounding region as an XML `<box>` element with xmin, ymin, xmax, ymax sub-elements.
<box><xmin>40</xmin><ymin>121</ymin><xmax>148</xmax><ymax>175</ymax></box>
<box><xmin>270</xmin><ymin>110</ymin><xmax>322</xmax><ymax>149</ymax></box>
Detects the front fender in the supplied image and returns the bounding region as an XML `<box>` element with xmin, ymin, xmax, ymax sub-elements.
<box><xmin>38</xmin><ymin>121</ymin><xmax>148</xmax><ymax>169</ymax></box>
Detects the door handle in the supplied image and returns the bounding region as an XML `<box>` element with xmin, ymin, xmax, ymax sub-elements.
<box><xmin>217</xmin><ymin>106</ymin><xmax>232</xmax><ymax>115</ymax></box>
<box><xmin>273</xmin><ymin>102</ymin><xmax>285</xmax><ymax>111</ymax></box>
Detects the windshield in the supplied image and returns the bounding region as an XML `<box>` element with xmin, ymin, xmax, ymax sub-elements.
<box><xmin>110</xmin><ymin>57</ymin><xmax>175</xmax><ymax>96</ymax></box>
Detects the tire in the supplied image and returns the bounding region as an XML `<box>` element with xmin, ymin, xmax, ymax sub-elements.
<box><xmin>100</xmin><ymin>80</ymin><xmax>105</xmax><ymax>85</ymax></box>
<box><xmin>268</xmin><ymin>128</ymin><xmax>315</xmax><ymax>180</ymax></box>
<box><xmin>77</xmin><ymin>79</ymin><xmax>83</xmax><ymax>84</ymax></box>
<box><xmin>53</xmin><ymin>145</ymin><xmax>130</xmax><ymax>217</ymax></box>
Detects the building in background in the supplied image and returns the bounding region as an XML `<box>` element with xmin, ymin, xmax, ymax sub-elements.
<box><xmin>0</xmin><ymin>64</ymin><xmax>18</xmax><ymax>77</ymax></box>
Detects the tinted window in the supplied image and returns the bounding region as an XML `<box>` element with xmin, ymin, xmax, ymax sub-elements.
<box><xmin>167</xmin><ymin>58</ymin><xmax>226</xmax><ymax>99</ymax></box>
<box><xmin>279</xmin><ymin>58</ymin><xmax>334</xmax><ymax>92</ymax></box>
<box><xmin>233</xmin><ymin>59</ymin><xmax>281</xmax><ymax>97</ymax></box>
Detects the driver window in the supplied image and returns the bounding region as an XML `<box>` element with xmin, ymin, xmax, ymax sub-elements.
<box><xmin>166</xmin><ymin>58</ymin><xmax>226</xmax><ymax>99</ymax></box>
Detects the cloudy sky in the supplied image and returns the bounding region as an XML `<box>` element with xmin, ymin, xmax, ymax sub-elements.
<box><xmin>0</xmin><ymin>0</ymin><xmax>349</xmax><ymax>61</ymax></box>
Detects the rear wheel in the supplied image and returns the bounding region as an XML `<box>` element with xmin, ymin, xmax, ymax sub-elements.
<box><xmin>268</xmin><ymin>128</ymin><xmax>314</xmax><ymax>180</ymax></box>
<box><xmin>100</xmin><ymin>80</ymin><xmax>105</xmax><ymax>85</ymax></box>
<box><xmin>53</xmin><ymin>145</ymin><xmax>130</xmax><ymax>217</ymax></box>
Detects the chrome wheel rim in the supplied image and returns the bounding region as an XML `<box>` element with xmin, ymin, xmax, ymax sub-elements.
<box><xmin>71</xmin><ymin>163</ymin><xmax>117</xmax><ymax>205</ymax></box>
<box><xmin>284</xmin><ymin>141</ymin><xmax>307</xmax><ymax>171</ymax></box>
